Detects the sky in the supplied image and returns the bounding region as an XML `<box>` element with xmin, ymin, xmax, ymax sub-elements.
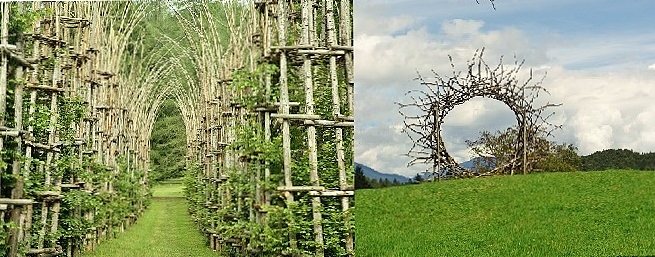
<box><xmin>354</xmin><ymin>0</ymin><xmax>655</xmax><ymax>177</ymax></box>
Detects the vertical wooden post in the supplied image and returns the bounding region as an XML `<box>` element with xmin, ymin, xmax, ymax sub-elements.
<box><xmin>522</xmin><ymin>89</ymin><xmax>527</xmax><ymax>175</ymax></box>
<box><xmin>276</xmin><ymin>0</ymin><xmax>298</xmax><ymax>251</ymax></box>
<box><xmin>338</xmin><ymin>0</ymin><xmax>355</xmax><ymax>253</ymax></box>
<box><xmin>0</xmin><ymin>4</ymin><xmax>9</xmax><ymax>181</ymax></box>
<box><xmin>302</xmin><ymin>1</ymin><xmax>325</xmax><ymax>255</ymax></box>
<box><xmin>48</xmin><ymin>7</ymin><xmax>63</xmax><ymax>247</ymax></box>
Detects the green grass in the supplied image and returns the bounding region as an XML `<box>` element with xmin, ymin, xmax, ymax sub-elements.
<box><xmin>356</xmin><ymin>170</ymin><xmax>655</xmax><ymax>257</ymax></box>
<box><xmin>157</xmin><ymin>177</ymin><xmax>185</xmax><ymax>185</ymax></box>
<box><xmin>151</xmin><ymin>180</ymin><xmax>185</xmax><ymax>198</ymax></box>
<box><xmin>82</xmin><ymin>181</ymin><xmax>217</xmax><ymax>257</ymax></box>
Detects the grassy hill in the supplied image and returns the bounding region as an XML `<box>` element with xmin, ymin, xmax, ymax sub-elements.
<box><xmin>355</xmin><ymin>170</ymin><xmax>655</xmax><ymax>256</ymax></box>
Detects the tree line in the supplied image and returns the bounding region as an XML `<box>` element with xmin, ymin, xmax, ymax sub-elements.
<box><xmin>355</xmin><ymin>166</ymin><xmax>436</xmax><ymax>189</ymax></box>
<box><xmin>582</xmin><ymin>149</ymin><xmax>655</xmax><ymax>171</ymax></box>
<box><xmin>355</xmin><ymin>147</ymin><xmax>655</xmax><ymax>190</ymax></box>
<box><xmin>355</xmin><ymin>166</ymin><xmax>409</xmax><ymax>189</ymax></box>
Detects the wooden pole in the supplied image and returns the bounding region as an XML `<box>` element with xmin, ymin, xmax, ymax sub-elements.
<box><xmin>277</xmin><ymin>0</ymin><xmax>298</xmax><ymax>251</ymax></box>
<box><xmin>0</xmin><ymin>3</ymin><xmax>9</xmax><ymax>188</ymax></box>
<box><xmin>339</xmin><ymin>0</ymin><xmax>355</xmax><ymax>254</ymax></box>
<box><xmin>522</xmin><ymin>89</ymin><xmax>527</xmax><ymax>175</ymax></box>
<box><xmin>302</xmin><ymin>0</ymin><xmax>325</xmax><ymax>255</ymax></box>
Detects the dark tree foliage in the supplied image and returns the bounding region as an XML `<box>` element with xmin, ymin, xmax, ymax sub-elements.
<box><xmin>466</xmin><ymin>126</ymin><xmax>582</xmax><ymax>173</ymax></box>
<box><xmin>355</xmin><ymin>166</ymin><xmax>372</xmax><ymax>189</ymax></box>
<box><xmin>369</xmin><ymin>178</ymin><xmax>380</xmax><ymax>188</ymax></box>
<box><xmin>582</xmin><ymin>149</ymin><xmax>655</xmax><ymax>171</ymax></box>
<box><xmin>370</xmin><ymin>178</ymin><xmax>396</xmax><ymax>188</ymax></box>
<box><xmin>149</xmin><ymin>99</ymin><xmax>187</xmax><ymax>181</ymax></box>
<box><xmin>535</xmin><ymin>143</ymin><xmax>581</xmax><ymax>172</ymax></box>
<box><xmin>354</xmin><ymin>166</ymin><xmax>411</xmax><ymax>189</ymax></box>
<box><xmin>638</xmin><ymin>152</ymin><xmax>655</xmax><ymax>170</ymax></box>
<box><xmin>413</xmin><ymin>173</ymin><xmax>424</xmax><ymax>182</ymax></box>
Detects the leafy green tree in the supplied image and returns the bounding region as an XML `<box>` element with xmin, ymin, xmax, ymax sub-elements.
<box><xmin>638</xmin><ymin>152</ymin><xmax>655</xmax><ymax>170</ymax></box>
<box><xmin>355</xmin><ymin>166</ymin><xmax>371</xmax><ymax>189</ymax></box>
<box><xmin>149</xmin><ymin>99</ymin><xmax>186</xmax><ymax>181</ymax></box>
<box><xmin>466</xmin><ymin>127</ymin><xmax>518</xmax><ymax>172</ymax></box>
<box><xmin>467</xmin><ymin>126</ymin><xmax>580</xmax><ymax>173</ymax></box>
<box><xmin>369</xmin><ymin>178</ymin><xmax>381</xmax><ymax>188</ymax></box>
<box><xmin>581</xmin><ymin>149</ymin><xmax>651</xmax><ymax>171</ymax></box>
<box><xmin>535</xmin><ymin>143</ymin><xmax>581</xmax><ymax>172</ymax></box>
<box><xmin>414</xmin><ymin>173</ymin><xmax>424</xmax><ymax>182</ymax></box>
<box><xmin>381</xmin><ymin>178</ymin><xmax>391</xmax><ymax>187</ymax></box>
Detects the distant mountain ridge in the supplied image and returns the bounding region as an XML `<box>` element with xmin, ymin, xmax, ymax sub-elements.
<box><xmin>355</xmin><ymin>162</ymin><xmax>410</xmax><ymax>183</ymax></box>
<box><xmin>357</xmin><ymin>158</ymin><xmax>494</xmax><ymax>183</ymax></box>
<box><xmin>460</xmin><ymin>157</ymin><xmax>495</xmax><ymax>169</ymax></box>
<box><xmin>460</xmin><ymin>159</ymin><xmax>475</xmax><ymax>169</ymax></box>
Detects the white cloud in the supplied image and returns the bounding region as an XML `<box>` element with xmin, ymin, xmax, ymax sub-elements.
<box><xmin>355</xmin><ymin>16</ymin><xmax>551</xmax><ymax>88</ymax></box>
<box><xmin>355</xmin><ymin>6</ymin><xmax>655</xmax><ymax>177</ymax></box>
<box><xmin>649</xmin><ymin>63</ymin><xmax>655</xmax><ymax>70</ymax></box>
<box><xmin>441</xmin><ymin>98</ymin><xmax>517</xmax><ymax>162</ymax></box>
<box><xmin>548</xmin><ymin>33</ymin><xmax>655</xmax><ymax>71</ymax></box>
<box><xmin>570</xmin><ymin>108</ymin><xmax>620</xmax><ymax>154</ymax></box>
<box><xmin>355</xmin><ymin>28</ymin><xmax>442</xmax><ymax>86</ymax></box>
<box><xmin>442</xmin><ymin>19</ymin><xmax>484</xmax><ymax>37</ymax></box>
<box><xmin>355</xmin><ymin>5</ymin><xmax>423</xmax><ymax>36</ymax></box>
<box><xmin>355</xmin><ymin>18</ymin><xmax>550</xmax><ymax>176</ymax></box>
<box><xmin>543</xmin><ymin>67</ymin><xmax>655</xmax><ymax>154</ymax></box>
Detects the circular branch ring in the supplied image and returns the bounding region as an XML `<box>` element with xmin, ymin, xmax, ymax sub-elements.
<box><xmin>399</xmin><ymin>50</ymin><xmax>554</xmax><ymax>179</ymax></box>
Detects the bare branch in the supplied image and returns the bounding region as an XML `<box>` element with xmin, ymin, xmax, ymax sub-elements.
<box><xmin>398</xmin><ymin>49</ymin><xmax>561</xmax><ymax>180</ymax></box>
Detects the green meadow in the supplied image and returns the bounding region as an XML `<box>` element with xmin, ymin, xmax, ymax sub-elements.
<box><xmin>356</xmin><ymin>170</ymin><xmax>655</xmax><ymax>256</ymax></box>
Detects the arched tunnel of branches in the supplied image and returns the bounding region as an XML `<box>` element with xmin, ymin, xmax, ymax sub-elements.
<box><xmin>0</xmin><ymin>1</ymin><xmax>354</xmax><ymax>256</ymax></box>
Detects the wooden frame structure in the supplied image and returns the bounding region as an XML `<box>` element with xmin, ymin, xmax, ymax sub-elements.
<box><xmin>2</xmin><ymin>1</ymin><xmax>354</xmax><ymax>256</ymax></box>
<box><xmin>254</xmin><ymin>0</ymin><xmax>355</xmax><ymax>255</ymax></box>
<box><xmin>1</xmin><ymin>2</ymin><xmax>159</xmax><ymax>256</ymax></box>
<box><xmin>174</xmin><ymin>0</ymin><xmax>355</xmax><ymax>256</ymax></box>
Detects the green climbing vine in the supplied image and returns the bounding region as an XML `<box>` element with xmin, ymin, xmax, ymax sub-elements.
<box><xmin>231</xmin><ymin>63</ymin><xmax>279</xmax><ymax>107</ymax></box>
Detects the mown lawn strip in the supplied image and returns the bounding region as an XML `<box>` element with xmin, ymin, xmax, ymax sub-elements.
<box><xmin>82</xmin><ymin>182</ymin><xmax>216</xmax><ymax>257</ymax></box>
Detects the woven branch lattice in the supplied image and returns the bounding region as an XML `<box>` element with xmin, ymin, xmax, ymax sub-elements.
<box><xmin>399</xmin><ymin>49</ymin><xmax>560</xmax><ymax>179</ymax></box>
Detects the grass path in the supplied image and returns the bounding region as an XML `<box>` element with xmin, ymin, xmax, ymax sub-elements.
<box><xmin>82</xmin><ymin>179</ymin><xmax>217</xmax><ymax>257</ymax></box>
